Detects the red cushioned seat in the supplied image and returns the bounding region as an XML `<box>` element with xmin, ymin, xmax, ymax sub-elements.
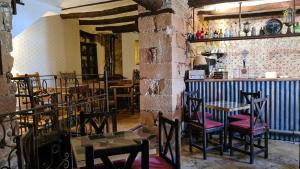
<box><xmin>228</xmin><ymin>114</ymin><xmax>256</xmax><ymax>122</ymax></box>
<box><xmin>190</xmin><ymin>119</ymin><xmax>223</xmax><ymax>129</ymax></box>
<box><xmin>132</xmin><ymin>155</ymin><xmax>174</xmax><ymax>169</ymax></box>
<box><xmin>228</xmin><ymin>120</ymin><xmax>267</xmax><ymax>135</ymax></box>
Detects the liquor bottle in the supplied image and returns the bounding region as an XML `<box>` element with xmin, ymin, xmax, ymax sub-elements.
<box><xmin>204</xmin><ymin>31</ymin><xmax>209</xmax><ymax>39</ymax></box>
<box><xmin>210</xmin><ymin>29</ymin><xmax>214</xmax><ymax>39</ymax></box>
<box><xmin>200</xmin><ymin>28</ymin><xmax>205</xmax><ymax>39</ymax></box>
<box><xmin>219</xmin><ymin>29</ymin><xmax>224</xmax><ymax>38</ymax></box>
<box><xmin>214</xmin><ymin>30</ymin><xmax>219</xmax><ymax>38</ymax></box>
<box><xmin>196</xmin><ymin>30</ymin><xmax>201</xmax><ymax>40</ymax></box>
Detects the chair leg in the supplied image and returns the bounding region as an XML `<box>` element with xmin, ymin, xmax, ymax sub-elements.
<box><xmin>189</xmin><ymin>127</ymin><xmax>192</xmax><ymax>153</ymax></box>
<box><xmin>219</xmin><ymin>131</ymin><xmax>223</xmax><ymax>156</ymax></box>
<box><xmin>203</xmin><ymin>131</ymin><xmax>207</xmax><ymax>160</ymax></box>
<box><xmin>229</xmin><ymin>131</ymin><xmax>233</xmax><ymax>156</ymax></box>
<box><xmin>250</xmin><ymin>135</ymin><xmax>254</xmax><ymax>164</ymax></box>
<box><xmin>264</xmin><ymin>131</ymin><xmax>268</xmax><ymax>159</ymax></box>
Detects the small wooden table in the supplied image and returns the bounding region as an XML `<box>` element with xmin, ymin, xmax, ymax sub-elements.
<box><xmin>71</xmin><ymin>131</ymin><xmax>153</xmax><ymax>167</ymax></box>
<box><xmin>205</xmin><ymin>101</ymin><xmax>250</xmax><ymax>151</ymax></box>
<box><xmin>110</xmin><ymin>85</ymin><xmax>134</xmax><ymax>114</ymax></box>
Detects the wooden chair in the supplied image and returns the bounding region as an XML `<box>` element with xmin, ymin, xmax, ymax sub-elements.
<box><xmin>79</xmin><ymin>109</ymin><xmax>117</xmax><ymax>136</ymax></box>
<box><xmin>132</xmin><ymin>112</ymin><xmax>181</xmax><ymax>169</ymax></box>
<box><xmin>59</xmin><ymin>71</ymin><xmax>77</xmax><ymax>87</ymax></box>
<box><xmin>183</xmin><ymin>91</ymin><xmax>212</xmax><ymax>122</ymax></box>
<box><xmin>84</xmin><ymin>139</ymin><xmax>149</xmax><ymax>169</ymax></box>
<box><xmin>228</xmin><ymin>90</ymin><xmax>261</xmax><ymax>122</ymax></box>
<box><xmin>16</xmin><ymin>72</ymin><xmax>41</xmax><ymax>91</ymax></box>
<box><xmin>228</xmin><ymin>97</ymin><xmax>269</xmax><ymax>164</ymax></box>
<box><xmin>187</xmin><ymin>97</ymin><xmax>223</xmax><ymax>160</ymax></box>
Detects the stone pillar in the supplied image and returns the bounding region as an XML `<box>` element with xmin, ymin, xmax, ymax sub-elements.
<box><xmin>0</xmin><ymin>0</ymin><xmax>17</xmax><ymax>168</ymax></box>
<box><xmin>0</xmin><ymin>0</ymin><xmax>15</xmax><ymax>113</ymax></box>
<box><xmin>139</xmin><ymin>0</ymin><xmax>190</xmax><ymax>127</ymax></box>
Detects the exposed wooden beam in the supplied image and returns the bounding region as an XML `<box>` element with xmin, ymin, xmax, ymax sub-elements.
<box><xmin>79</xmin><ymin>15</ymin><xmax>138</xmax><ymax>25</ymax></box>
<box><xmin>198</xmin><ymin>1</ymin><xmax>300</xmax><ymax>15</ymax></box>
<box><xmin>95</xmin><ymin>23</ymin><xmax>138</xmax><ymax>33</ymax></box>
<box><xmin>139</xmin><ymin>8</ymin><xmax>175</xmax><ymax>18</ymax></box>
<box><xmin>188</xmin><ymin>0</ymin><xmax>250</xmax><ymax>8</ymax></box>
<box><xmin>132</xmin><ymin>0</ymin><xmax>163</xmax><ymax>11</ymax></box>
<box><xmin>62</xmin><ymin>0</ymin><xmax>123</xmax><ymax>10</ymax></box>
<box><xmin>204</xmin><ymin>10</ymin><xmax>300</xmax><ymax>20</ymax></box>
<box><xmin>60</xmin><ymin>4</ymin><xmax>138</xmax><ymax>19</ymax></box>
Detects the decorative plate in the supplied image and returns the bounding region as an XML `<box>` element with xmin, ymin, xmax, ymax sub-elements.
<box><xmin>265</xmin><ymin>19</ymin><xmax>283</xmax><ymax>35</ymax></box>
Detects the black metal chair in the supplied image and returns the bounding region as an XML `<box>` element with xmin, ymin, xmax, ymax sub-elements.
<box><xmin>84</xmin><ymin>139</ymin><xmax>149</xmax><ymax>169</ymax></box>
<box><xmin>228</xmin><ymin>90</ymin><xmax>261</xmax><ymax>122</ymax></box>
<box><xmin>187</xmin><ymin>97</ymin><xmax>223</xmax><ymax>160</ymax></box>
<box><xmin>228</xmin><ymin>97</ymin><xmax>269</xmax><ymax>164</ymax></box>
<box><xmin>132</xmin><ymin>112</ymin><xmax>181</xmax><ymax>169</ymax></box>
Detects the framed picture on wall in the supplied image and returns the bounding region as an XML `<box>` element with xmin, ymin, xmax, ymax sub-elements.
<box><xmin>134</xmin><ymin>40</ymin><xmax>139</xmax><ymax>65</ymax></box>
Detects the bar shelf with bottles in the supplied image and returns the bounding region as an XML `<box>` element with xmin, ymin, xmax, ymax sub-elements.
<box><xmin>188</xmin><ymin>33</ymin><xmax>300</xmax><ymax>43</ymax></box>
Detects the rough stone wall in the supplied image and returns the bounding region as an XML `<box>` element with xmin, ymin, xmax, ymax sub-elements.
<box><xmin>193</xmin><ymin>15</ymin><xmax>300</xmax><ymax>78</ymax></box>
<box><xmin>139</xmin><ymin>0</ymin><xmax>190</xmax><ymax>127</ymax></box>
<box><xmin>0</xmin><ymin>0</ymin><xmax>16</xmax><ymax>168</ymax></box>
<box><xmin>0</xmin><ymin>0</ymin><xmax>15</xmax><ymax>113</ymax></box>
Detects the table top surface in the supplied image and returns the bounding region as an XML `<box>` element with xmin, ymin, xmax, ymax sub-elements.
<box><xmin>206</xmin><ymin>101</ymin><xmax>250</xmax><ymax>112</ymax></box>
<box><xmin>71</xmin><ymin>131</ymin><xmax>143</xmax><ymax>167</ymax></box>
<box><xmin>110</xmin><ymin>84</ymin><xmax>133</xmax><ymax>88</ymax></box>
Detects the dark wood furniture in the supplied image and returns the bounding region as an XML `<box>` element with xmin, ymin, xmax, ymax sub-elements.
<box><xmin>188</xmin><ymin>97</ymin><xmax>223</xmax><ymax>160</ymax></box>
<box><xmin>228</xmin><ymin>90</ymin><xmax>261</xmax><ymax>122</ymax></box>
<box><xmin>80</xmin><ymin>31</ymin><xmax>98</xmax><ymax>80</ymax></box>
<box><xmin>71</xmin><ymin>131</ymin><xmax>149</xmax><ymax>168</ymax></box>
<box><xmin>132</xmin><ymin>112</ymin><xmax>181</xmax><ymax>169</ymax></box>
<box><xmin>228</xmin><ymin>97</ymin><xmax>269</xmax><ymax>164</ymax></box>
<box><xmin>79</xmin><ymin>109</ymin><xmax>117</xmax><ymax>136</ymax></box>
<box><xmin>85</xmin><ymin>139</ymin><xmax>149</xmax><ymax>169</ymax></box>
<box><xmin>205</xmin><ymin>101</ymin><xmax>250</xmax><ymax>151</ymax></box>
<box><xmin>183</xmin><ymin>91</ymin><xmax>212</xmax><ymax>122</ymax></box>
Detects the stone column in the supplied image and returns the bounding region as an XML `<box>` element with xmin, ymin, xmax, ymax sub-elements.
<box><xmin>139</xmin><ymin>0</ymin><xmax>190</xmax><ymax>127</ymax></box>
<box><xmin>0</xmin><ymin>0</ymin><xmax>17</xmax><ymax>168</ymax></box>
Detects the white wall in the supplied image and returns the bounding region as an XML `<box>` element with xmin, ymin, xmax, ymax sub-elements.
<box><xmin>11</xmin><ymin>15</ymin><xmax>81</xmax><ymax>76</ymax></box>
<box><xmin>13</xmin><ymin>0</ymin><xmax>60</xmax><ymax>37</ymax></box>
<box><xmin>122</xmin><ymin>33</ymin><xmax>139</xmax><ymax>79</ymax></box>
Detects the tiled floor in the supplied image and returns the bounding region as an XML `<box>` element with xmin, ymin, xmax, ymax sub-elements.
<box><xmin>118</xmin><ymin>110</ymin><xmax>300</xmax><ymax>169</ymax></box>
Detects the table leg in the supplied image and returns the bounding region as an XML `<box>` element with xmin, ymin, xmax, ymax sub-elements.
<box><xmin>223</xmin><ymin>112</ymin><xmax>228</xmax><ymax>152</ymax></box>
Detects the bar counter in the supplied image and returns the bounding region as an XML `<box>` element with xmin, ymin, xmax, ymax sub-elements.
<box><xmin>185</xmin><ymin>78</ymin><xmax>300</xmax><ymax>141</ymax></box>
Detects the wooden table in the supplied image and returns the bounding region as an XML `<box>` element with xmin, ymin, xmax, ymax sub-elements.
<box><xmin>71</xmin><ymin>131</ymin><xmax>154</xmax><ymax>167</ymax></box>
<box><xmin>205</xmin><ymin>101</ymin><xmax>250</xmax><ymax>151</ymax></box>
<box><xmin>110</xmin><ymin>85</ymin><xmax>134</xmax><ymax>114</ymax></box>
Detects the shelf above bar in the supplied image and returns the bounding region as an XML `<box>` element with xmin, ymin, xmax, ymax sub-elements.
<box><xmin>189</xmin><ymin>33</ymin><xmax>300</xmax><ymax>43</ymax></box>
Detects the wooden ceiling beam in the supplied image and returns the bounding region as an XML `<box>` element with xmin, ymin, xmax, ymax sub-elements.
<box><xmin>188</xmin><ymin>0</ymin><xmax>250</xmax><ymax>8</ymax></box>
<box><xmin>62</xmin><ymin>0</ymin><xmax>123</xmax><ymax>11</ymax></box>
<box><xmin>60</xmin><ymin>4</ymin><xmax>138</xmax><ymax>19</ymax></box>
<box><xmin>79</xmin><ymin>15</ymin><xmax>138</xmax><ymax>25</ymax></box>
<box><xmin>204</xmin><ymin>10</ymin><xmax>300</xmax><ymax>20</ymax></box>
<box><xmin>95</xmin><ymin>23</ymin><xmax>138</xmax><ymax>33</ymax></box>
<box><xmin>198</xmin><ymin>1</ymin><xmax>300</xmax><ymax>15</ymax></box>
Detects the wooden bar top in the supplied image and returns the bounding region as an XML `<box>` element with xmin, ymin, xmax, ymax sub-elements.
<box><xmin>186</xmin><ymin>78</ymin><xmax>300</xmax><ymax>82</ymax></box>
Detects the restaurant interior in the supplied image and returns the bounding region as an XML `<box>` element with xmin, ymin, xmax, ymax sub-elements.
<box><xmin>0</xmin><ymin>0</ymin><xmax>299</xmax><ymax>168</ymax></box>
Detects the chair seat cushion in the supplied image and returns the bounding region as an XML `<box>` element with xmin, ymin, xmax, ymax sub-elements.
<box><xmin>228</xmin><ymin>114</ymin><xmax>255</xmax><ymax>122</ymax></box>
<box><xmin>189</xmin><ymin>119</ymin><xmax>223</xmax><ymax>129</ymax></box>
<box><xmin>132</xmin><ymin>155</ymin><xmax>174</xmax><ymax>169</ymax></box>
<box><xmin>228</xmin><ymin>120</ymin><xmax>267</xmax><ymax>135</ymax></box>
